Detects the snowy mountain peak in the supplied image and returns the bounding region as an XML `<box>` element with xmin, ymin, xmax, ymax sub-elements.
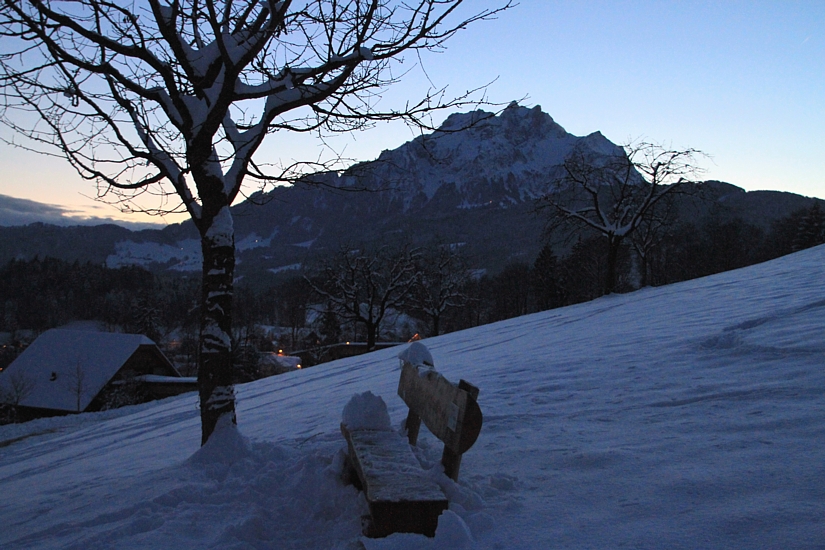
<box><xmin>353</xmin><ymin>104</ymin><xmax>612</xmax><ymax>207</ymax></box>
<box><xmin>435</xmin><ymin>108</ymin><xmax>493</xmax><ymax>132</ymax></box>
<box><xmin>19</xmin><ymin>106</ymin><xmax>633</xmax><ymax>275</ymax></box>
<box><xmin>434</xmin><ymin>103</ymin><xmax>569</xmax><ymax>144</ymax></box>
<box><xmin>581</xmin><ymin>130</ymin><xmax>623</xmax><ymax>157</ymax></box>
<box><xmin>93</xmin><ymin>106</ymin><xmax>630</xmax><ymax>274</ymax></box>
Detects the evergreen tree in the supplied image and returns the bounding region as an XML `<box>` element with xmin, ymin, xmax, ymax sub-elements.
<box><xmin>132</xmin><ymin>294</ymin><xmax>164</xmax><ymax>343</ymax></box>
<box><xmin>533</xmin><ymin>244</ymin><xmax>564</xmax><ymax>310</ymax></box>
<box><xmin>319</xmin><ymin>305</ymin><xmax>342</xmax><ymax>346</ymax></box>
<box><xmin>487</xmin><ymin>262</ymin><xmax>534</xmax><ymax>322</ymax></box>
<box><xmin>792</xmin><ymin>203</ymin><xmax>825</xmax><ymax>252</ymax></box>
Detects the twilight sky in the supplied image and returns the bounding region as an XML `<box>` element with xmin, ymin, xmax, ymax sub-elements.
<box><xmin>0</xmin><ymin>0</ymin><xmax>822</xmax><ymax>227</ymax></box>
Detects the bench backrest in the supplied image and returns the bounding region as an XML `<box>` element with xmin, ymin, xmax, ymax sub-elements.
<box><xmin>397</xmin><ymin>362</ymin><xmax>482</xmax><ymax>456</ymax></box>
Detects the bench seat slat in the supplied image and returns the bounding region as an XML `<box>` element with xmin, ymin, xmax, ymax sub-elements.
<box><xmin>345</xmin><ymin>428</ymin><xmax>446</xmax><ymax>503</ymax></box>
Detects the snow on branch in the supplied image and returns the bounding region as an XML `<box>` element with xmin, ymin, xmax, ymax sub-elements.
<box><xmin>539</xmin><ymin>140</ymin><xmax>706</xmax><ymax>294</ymax></box>
<box><xmin>1</xmin><ymin>0</ymin><xmax>513</xmax><ymax>218</ymax></box>
<box><xmin>542</xmin><ymin>141</ymin><xmax>706</xmax><ymax>238</ymax></box>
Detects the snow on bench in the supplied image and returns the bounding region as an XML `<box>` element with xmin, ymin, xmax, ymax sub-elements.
<box><xmin>340</xmin><ymin>342</ymin><xmax>483</xmax><ymax>538</ymax></box>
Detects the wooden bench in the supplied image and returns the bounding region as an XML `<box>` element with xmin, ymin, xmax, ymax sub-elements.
<box><xmin>340</xmin><ymin>345</ymin><xmax>483</xmax><ymax>538</ymax></box>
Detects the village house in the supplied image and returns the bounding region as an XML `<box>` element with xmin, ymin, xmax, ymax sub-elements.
<box><xmin>0</xmin><ymin>329</ymin><xmax>195</xmax><ymax>420</ymax></box>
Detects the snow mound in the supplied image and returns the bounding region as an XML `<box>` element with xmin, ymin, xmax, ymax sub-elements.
<box><xmin>398</xmin><ymin>341</ymin><xmax>434</xmax><ymax>369</ymax></box>
<box><xmin>341</xmin><ymin>391</ymin><xmax>392</xmax><ymax>431</ymax></box>
<box><xmin>361</xmin><ymin>510</ymin><xmax>474</xmax><ymax>549</ymax></box>
<box><xmin>187</xmin><ymin>414</ymin><xmax>250</xmax><ymax>467</ymax></box>
<box><xmin>433</xmin><ymin>510</ymin><xmax>475</xmax><ymax>548</ymax></box>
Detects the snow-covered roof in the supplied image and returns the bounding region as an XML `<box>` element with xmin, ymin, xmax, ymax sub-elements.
<box><xmin>133</xmin><ymin>375</ymin><xmax>197</xmax><ymax>384</ymax></box>
<box><xmin>260</xmin><ymin>353</ymin><xmax>301</xmax><ymax>370</ymax></box>
<box><xmin>0</xmin><ymin>329</ymin><xmax>162</xmax><ymax>412</ymax></box>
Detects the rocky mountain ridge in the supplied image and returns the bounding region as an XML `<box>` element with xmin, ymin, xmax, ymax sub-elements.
<box><xmin>0</xmin><ymin>105</ymin><xmax>820</xmax><ymax>278</ymax></box>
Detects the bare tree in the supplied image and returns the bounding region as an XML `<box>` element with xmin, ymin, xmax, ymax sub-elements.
<box><xmin>307</xmin><ymin>244</ymin><xmax>420</xmax><ymax>350</ymax></box>
<box><xmin>66</xmin><ymin>360</ymin><xmax>87</xmax><ymax>413</ymax></box>
<box><xmin>629</xmin><ymin>191</ymin><xmax>680</xmax><ymax>287</ymax></box>
<box><xmin>0</xmin><ymin>370</ymin><xmax>35</xmax><ymax>423</ymax></box>
<box><xmin>412</xmin><ymin>245</ymin><xmax>470</xmax><ymax>336</ymax></box>
<box><xmin>0</xmin><ymin>0</ymin><xmax>511</xmax><ymax>443</ymax></box>
<box><xmin>540</xmin><ymin>142</ymin><xmax>705</xmax><ymax>295</ymax></box>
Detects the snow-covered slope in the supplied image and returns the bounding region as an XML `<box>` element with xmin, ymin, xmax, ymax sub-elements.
<box><xmin>2</xmin><ymin>246</ymin><xmax>824</xmax><ymax>549</ymax></box>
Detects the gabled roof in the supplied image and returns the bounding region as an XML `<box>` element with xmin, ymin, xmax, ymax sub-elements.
<box><xmin>0</xmin><ymin>329</ymin><xmax>162</xmax><ymax>413</ymax></box>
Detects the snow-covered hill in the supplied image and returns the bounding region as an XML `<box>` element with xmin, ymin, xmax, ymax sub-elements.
<box><xmin>2</xmin><ymin>246</ymin><xmax>824</xmax><ymax>548</ymax></box>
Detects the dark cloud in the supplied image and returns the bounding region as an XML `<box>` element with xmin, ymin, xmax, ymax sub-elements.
<box><xmin>0</xmin><ymin>194</ymin><xmax>164</xmax><ymax>230</ymax></box>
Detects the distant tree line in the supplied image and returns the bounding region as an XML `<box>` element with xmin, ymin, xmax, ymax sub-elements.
<box><xmin>0</xmin><ymin>258</ymin><xmax>201</xmax><ymax>338</ymax></box>
<box><xmin>490</xmin><ymin>200</ymin><xmax>825</xmax><ymax>318</ymax></box>
<box><xmin>237</xmin><ymin>200</ymin><xmax>825</xmax><ymax>358</ymax></box>
<box><xmin>0</xmin><ymin>259</ymin><xmax>201</xmax><ymax>371</ymax></box>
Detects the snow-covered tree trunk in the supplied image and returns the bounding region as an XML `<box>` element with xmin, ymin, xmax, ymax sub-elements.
<box><xmin>197</xmin><ymin>206</ymin><xmax>236</xmax><ymax>444</ymax></box>
<box><xmin>365</xmin><ymin>317</ymin><xmax>378</xmax><ymax>350</ymax></box>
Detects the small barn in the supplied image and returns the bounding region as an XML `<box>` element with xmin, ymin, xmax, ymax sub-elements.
<box><xmin>0</xmin><ymin>329</ymin><xmax>189</xmax><ymax>419</ymax></box>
